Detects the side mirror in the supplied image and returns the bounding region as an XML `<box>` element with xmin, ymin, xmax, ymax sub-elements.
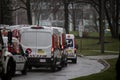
<box><xmin>25</xmin><ymin>50</ymin><xmax>28</xmax><ymax>54</ymax></box>
<box><xmin>75</xmin><ymin>44</ymin><xmax>78</xmax><ymax>49</ymax></box>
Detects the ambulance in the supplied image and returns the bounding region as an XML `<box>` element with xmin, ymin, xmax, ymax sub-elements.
<box><xmin>66</xmin><ymin>34</ymin><xmax>77</xmax><ymax>63</ymax></box>
<box><xmin>20</xmin><ymin>26</ymin><xmax>63</xmax><ymax>71</ymax></box>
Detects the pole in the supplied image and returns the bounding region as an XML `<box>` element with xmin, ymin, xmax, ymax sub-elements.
<box><xmin>99</xmin><ymin>0</ymin><xmax>105</xmax><ymax>53</ymax></box>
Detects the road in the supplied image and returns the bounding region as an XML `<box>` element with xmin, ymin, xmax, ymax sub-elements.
<box><xmin>11</xmin><ymin>57</ymin><xmax>105</xmax><ymax>80</ymax></box>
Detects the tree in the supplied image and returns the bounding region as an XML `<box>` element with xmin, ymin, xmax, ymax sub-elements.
<box><xmin>19</xmin><ymin>0</ymin><xmax>32</xmax><ymax>24</ymax></box>
<box><xmin>64</xmin><ymin>0</ymin><xmax>69</xmax><ymax>33</ymax></box>
<box><xmin>104</xmin><ymin>0</ymin><xmax>120</xmax><ymax>38</ymax></box>
<box><xmin>116</xmin><ymin>54</ymin><xmax>120</xmax><ymax>80</ymax></box>
<box><xmin>0</xmin><ymin>0</ymin><xmax>13</xmax><ymax>24</ymax></box>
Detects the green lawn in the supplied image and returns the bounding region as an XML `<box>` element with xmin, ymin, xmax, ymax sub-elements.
<box><xmin>73</xmin><ymin>31</ymin><xmax>119</xmax><ymax>56</ymax></box>
<box><xmin>70</xmin><ymin>58</ymin><xmax>117</xmax><ymax>80</ymax></box>
<box><xmin>69</xmin><ymin>31</ymin><xmax>119</xmax><ymax>80</ymax></box>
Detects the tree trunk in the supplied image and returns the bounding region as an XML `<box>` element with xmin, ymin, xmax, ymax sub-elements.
<box><xmin>64</xmin><ymin>0</ymin><xmax>69</xmax><ymax>33</ymax></box>
<box><xmin>116</xmin><ymin>0</ymin><xmax>120</xmax><ymax>79</ymax></box>
<box><xmin>0</xmin><ymin>0</ymin><xmax>4</xmax><ymax>24</ymax></box>
<box><xmin>104</xmin><ymin>2</ymin><xmax>114</xmax><ymax>38</ymax></box>
<box><xmin>72</xmin><ymin>3</ymin><xmax>76</xmax><ymax>31</ymax></box>
<box><xmin>115</xmin><ymin>0</ymin><xmax>119</xmax><ymax>38</ymax></box>
<box><xmin>99</xmin><ymin>0</ymin><xmax>105</xmax><ymax>53</ymax></box>
<box><xmin>116</xmin><ymin>53</ymin><xmax>120</xmax><ymax>80</ymax></box>
<box><xmin>26</xmin><ymin>0</ymin><xmax>32</xmax><ymax>25</ymax></box>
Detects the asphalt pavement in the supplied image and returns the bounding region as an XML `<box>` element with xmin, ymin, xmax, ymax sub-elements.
<box><xmin>12</xmin><ymin>57</ymin><xmax>105</xmax><ymax>80</ymax></box>
<box><xmin>1</xmin><ymin>55</ymin><xmax>118</xmax><ymax>80</ymax></box>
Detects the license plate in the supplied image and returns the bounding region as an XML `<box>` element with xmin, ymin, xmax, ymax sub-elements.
<box><xmin>67</xmin><ymin>60</ymin><xmax>72</xmax><ymax>62</ymax></box>
<box><xmin>67</xmin><ymin>50</ymin><xmax>72</xmax><ymax>53</ymax></box>
<box><xmin>40</xmin><ymin>59</ymin><xmax>46</xmax><ymax>62</ymax></box>
<box><xmin>38</xmin><ymin>49</ymin><xmax>44</xmax><ymax>54</ymax></box>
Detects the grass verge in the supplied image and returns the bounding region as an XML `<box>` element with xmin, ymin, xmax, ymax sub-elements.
<box><xmin>74</xmin><ymin>32</ymin><xmax>119</xmax><ymax>56</ymax></box>
<box><xmin>70</xmin><ymin>58</ymin><xmax>117</xmax><ymax>80</ymax></box>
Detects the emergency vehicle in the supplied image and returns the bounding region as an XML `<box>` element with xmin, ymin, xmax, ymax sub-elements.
<box><xmin>20</xmin><ymin>26</ymin><xmax>63</xmax><ymax>71</ymax></box>
<box><xmin>0</xmin><ymin>28</ymin><xmax>27</xmax><ymax>80</ymax></box>
<box><xmin>0</xmin><ymin>30</ymin><xmax>14</xmax><ymax>80</ymax></box>
<box><xmin>51</xmin><ymin>27</ymin><xmax>67</xmax><ymax>66</ymax></box>
<box><xmin>66</xmin><ymin>34</ymin><xmax>77</xmax><ymax>63</ymax></box>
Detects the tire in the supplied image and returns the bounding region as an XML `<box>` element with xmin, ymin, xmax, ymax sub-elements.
<box><xmin>51</xmin><ymin>66</ymin><xmax>57</xmax><ymax>72</ymax></box>
<box><xmin>21</xmin><ymin>62</ymin><xmax>27</xmax><ymax>75</ymax></box>
<box><xmin>51</xmin><ymin>58</ymin><xmax>57</xmax><ymax>72</ymax></box>
<box><xmin>28</xmin><ymin>66</ymin><xmax>32</xmax><ymax>71</ymax></box>
<box><xmin>64</xmin><ymin>60</ymin><xmax>68</xmax><ymax>67</ymax></box>
<box><xmin>1</xmin><ymin>60</ymin><xmax>14</xmax><ymax>80</ymax></box>
<box><xmin>57</xmin><ymin>65</ymin><xmax>62</xmax><ymax>71</ymax></box>
<box><xmin>11</xmin><ymin>61</ymin><xmax>16</xmax><ymax>77</ymax></box>
<box><xmin>63</xmin><ymin>56</ymin><xmax>68</xmax><ymax>67</ymax></box>
<box><xmin>72</xmin><ymin>58</ymin><xmax>77</xmax><ymax>64</ymax></box>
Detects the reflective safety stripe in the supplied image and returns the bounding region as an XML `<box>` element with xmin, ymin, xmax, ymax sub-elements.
<box><xmin>28</xmin><ymin>55</ymin><xmax>47</xmax><ymax>58</ymax></box>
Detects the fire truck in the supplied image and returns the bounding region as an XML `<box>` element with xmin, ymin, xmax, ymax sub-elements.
<box><xmin>20</xmin><ymin>26</ymin><xmax>63</xmax><ymax>71</ymax></box>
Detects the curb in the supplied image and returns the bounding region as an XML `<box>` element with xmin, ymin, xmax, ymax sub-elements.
<box><xmin>98</xmin><ymin>59</ymin><xmax>110</xmax><ymax>72</ymax></box>
<box><xmin>77</xmin><ymin>54</ymin><xmax>110</xmax><ymax>72</ymax></box>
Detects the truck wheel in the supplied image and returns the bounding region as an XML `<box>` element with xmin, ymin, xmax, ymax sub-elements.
<box><xmin>58</xmin><ymin>59</ymin><xmax>62</xmax><ymax>70</ymax></box>
<box><xmin>11</xmin><ymin>61</ymin><xmax>16</xmax><ymax>77</ymax></box>
<box><xmin>64</xmin><ymin>60</ymin><xmax>68</xmax><ymax>67</ymax></box>
<box><xmin>63</xmin><ymin>57</ymin><xmax>68</xmax><ymax>67</ymax></box>
<box><xmin>57</xmin><ymin>66</ymin><xmax>62</xmax><ymax>71</ymax></box>
<box><xmin>51</xmin><ymin>66</ymin><xmax>57</xmax><ymax>72</ymax></box>
<box><xmin>21</xmin><ymin>62</ymin><xmax>27</xmax><ymax>75</ymax></box>
<box><xmin>28</xmin><ymin>66</ymin><xmax>32</xmax><ymax>71</ymax></box>
<box><xmin>72</xmin><ymin>59</ymin><xmax>77</xmax><ymax>63</ymax></box>
<box><xmin>1</xmin><ymin>60</ymin><xmax>14</xmax><ymax>80</ymax></box>
<box><xmin>51</xmin><ymin>59</ymin><xmax>57</xmax><ymax>72</ymax></box>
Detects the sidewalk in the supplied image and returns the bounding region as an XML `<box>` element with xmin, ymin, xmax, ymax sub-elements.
<box><xmin>91</xmin><ymin>50</ymin><xmax>119</xmax><ymax>54</ymax></box>
<box><xmin>85</xmin><ymin>55</ymin><xmax>119</xmax><ymax>60</ymax></box>
<box><xmin>78</xmin><ymin>54</ymin><xmax>119</xmax><ymax>72</ymax></box>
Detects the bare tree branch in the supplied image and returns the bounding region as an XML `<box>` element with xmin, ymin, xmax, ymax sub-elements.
<box><xmin>9</xmin><ymin>6</ymin><xmax>27</xmax><ymax>11</ymax></box>
<box><xmin>19</xmin><ymin>0</ymin><xmax>26</xmax><ymax>5</ymax></box>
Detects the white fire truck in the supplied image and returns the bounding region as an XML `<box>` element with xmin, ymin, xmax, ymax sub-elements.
<box><xmin>20</xmin><ymin>26</ymin><xmax>63</xmax><ymax>71</ymax></box>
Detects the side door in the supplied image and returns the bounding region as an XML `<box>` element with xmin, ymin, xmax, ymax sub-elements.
<box><xmin>13</xmin><ymin>41</ymin><xmax>26</xmax><ymax>71</ymax></box>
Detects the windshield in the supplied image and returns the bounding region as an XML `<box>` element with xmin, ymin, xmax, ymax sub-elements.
<box><xmin>66</xmin><ymin>39</ymin><xmax>73</xmax><ymax>47</ymax></box>
<box><xmin>21</xmin><ymin>31</ymin><xmax>52</xmax><ymax>47</ymax></box>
